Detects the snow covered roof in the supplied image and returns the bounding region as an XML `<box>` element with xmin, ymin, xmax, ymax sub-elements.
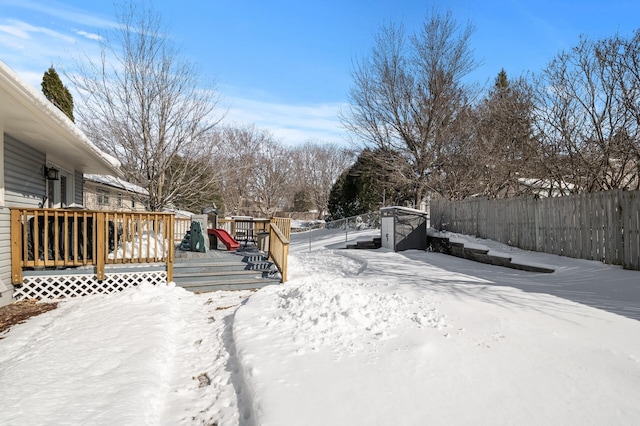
<box><xmin>162</xmin><ymin>207</ymin><xmax>195</xmax><ymax>218</ymax></box>
<box><xmin>84</xmin><ymin>174</ymin><xmax>148</xmax><ymax>196</ymax></box>
<box><xmin>0</xmin><ymin>60</ymin><xmax>122</xmax><ymax>176</ymax></box>
<box><xmin>517</xmin><ymin>177</ymin><xmax>575</xmax><ymax>193</ymax></box>
<box><xmin>380</xmin><ymin>205</ymin><xmax>429</xmax><ymax>216</ymax></box>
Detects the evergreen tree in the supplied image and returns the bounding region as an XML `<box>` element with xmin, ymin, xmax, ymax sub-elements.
<box><xmin>473</xmin><ymin>69</ymin><xmax>538</xmax><ymax>197</ymax></box>
<box><xmin>41</xmin><ymin>66</ymin><xmax>74</xmax><ymax>122</ymax></box>
<box><xmin>328</xmin><ymin>149</ymin><xmax>411</xmax><ymax>219</ymax></box>
<box><xmin>292</xmin><ymin>190</ymin><xmax>313</xmax><ymax>212</ymax></box>
<box><xmin>494</xmin><ymin>68</ymin><xmax>509</xmax><ymax>91</ymax></box>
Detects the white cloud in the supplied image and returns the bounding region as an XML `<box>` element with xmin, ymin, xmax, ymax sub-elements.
<box><xmin>0</xmin><ymin>23</ymin><xmax>29</xmax><ymax>39</ymax></box>
<box><xmin>0</xmin><ymin>19</ymin><xmax>75</xmax><ymax>43</ymax></box>
<box><xmin>0</xmin><ymin>4</ymin><xmax>350</xmax><ymax>147</ymax></box>
<box><xmin>74</xmin><ymin>30</ymin><xmax>102</xmax><ymax>41</ymax></box>
<box><xmin>0</xmin><ymin>17</ymin><xmax>103</xmax><ymax>89</ymax></box>
<box><xmin>221</xmin><ymin>93</ymin><xmax>350</xmax><ymax>145</ymax></box>
<box><xmin>4</xmin><ymin>0</ymin><xmax>115</xmax><ymax>30</ymax></box>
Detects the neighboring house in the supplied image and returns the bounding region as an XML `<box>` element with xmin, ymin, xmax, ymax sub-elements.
<box><xmin>516</xmin><ymin>178</ymin><xmax>575</xmax><ymax>197</ymax></box>
<box><xmin>84</xmin><ymin>174</ymin><xmax>148</xmax><ymax>211</ymax></box>
<box><xmin>0</xmin><ymin>60</ymin><xmax>122</xmax><ymax>305</ymax></box>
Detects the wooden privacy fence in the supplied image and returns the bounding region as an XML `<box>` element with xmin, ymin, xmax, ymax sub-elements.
<box><xmin>430</xmin><ymin>190</ymin><xmax>640</xmax><ymax>270</ymax></box>
<box><xmin>11</xmin><ymin>208</ymin><xmax>175</xmax><ymax>284</ymax></box>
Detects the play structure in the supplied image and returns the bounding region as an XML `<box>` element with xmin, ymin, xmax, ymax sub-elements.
<box><xmin>207</xmin><ymin>228</ymin><xmax>240</xmax><ymax>251</ymax></box>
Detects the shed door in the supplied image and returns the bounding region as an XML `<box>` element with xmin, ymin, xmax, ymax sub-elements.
<box><xmin>381</xmin><ymin>215</ymin><xmax>394</xmax><ymax>250</ymax></box>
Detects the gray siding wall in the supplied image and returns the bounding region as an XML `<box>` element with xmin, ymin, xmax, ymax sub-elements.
<box><xmin>4</xmin><ymin>135</ymin><xmax>46</xmax><ymax>208</ymax></box>
<box><xmin>2</xmin><ymin>135</ymin><xmax>47</xmax><ymax>304</ymax></box>
<box><xmin>0</xmin><ymin>208</ymin><xmax>12</xmax><ymax>305</ymax></box>
<box><xmin>74</xmin><ymin>169</ymin><xmax>83</xmax><ymax>206</ymax></box>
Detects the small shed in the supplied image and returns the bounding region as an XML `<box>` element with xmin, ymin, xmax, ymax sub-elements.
<box><xmin>380</xmin><ymin>206</ymin><xmax>430</xmax><ymax>251</ymax></box>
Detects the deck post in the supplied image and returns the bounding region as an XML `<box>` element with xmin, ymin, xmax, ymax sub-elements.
<box><xmin>96</xmin><ymin>212</ymin><xmax>105</xmax><ymax>281</ymax></box>
<box><xmin>10</xmin><ymin>209</ymin><xmax>23</xmax><ymax>285</ymax></box>
<box><xmin>167</xmin><ymin>214</ymin><xmax>175</xmax><ymax>282</ymax></box>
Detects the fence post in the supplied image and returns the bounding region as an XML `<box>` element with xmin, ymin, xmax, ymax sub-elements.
<box><xmin>345</xmin><ymin>218</ymin><xmax>349</xmax><ymax>243</ymax></box>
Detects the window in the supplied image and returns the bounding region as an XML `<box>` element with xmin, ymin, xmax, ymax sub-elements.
<box><xmin>97</xmin><ymin>188</ymin><xmax>110</xmax><ymax>206</ymax></box>
<box><xmin>117</xmin><ymin>192</ymin><xmax>123</xmax><ymax>208</ymax></box>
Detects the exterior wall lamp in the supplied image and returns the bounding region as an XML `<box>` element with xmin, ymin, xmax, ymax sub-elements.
<box><xmin>44</xmin><ymin>166</ymin><xmax>59</xmax><ymax>180</ymax></box>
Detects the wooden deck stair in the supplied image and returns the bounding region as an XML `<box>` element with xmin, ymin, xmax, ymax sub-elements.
<box><xmin>172</xmin><ymin>249</ymin><xmax>281</xmax><ymax>292</ymax></box>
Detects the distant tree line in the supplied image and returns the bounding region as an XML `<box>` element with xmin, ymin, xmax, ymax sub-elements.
<box><xmin>340</xmin><ymin>10</ymin><xmax>640</xmax><ymax>210</ymax></box>
<box><xmin>209</xmin><ymin>125</ymin><xmax>354</xmax><ymax>218</ymax></box>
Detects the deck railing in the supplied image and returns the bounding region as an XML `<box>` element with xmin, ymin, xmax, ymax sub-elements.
<box><xmin>217</xmin><ymin>218</ymin><xmax>270</xmax><ymax>243</ymax></box>
<box><xmin>10</xmin><ymin>208</ymin><xmax>175</xmax><ymax>284</ymax></box>
<box><xmin>174</xmin><ymin>217</ymin><xmax>192</xmax><ymax>242</ymax></box>
<box><xmin>11</xmin><ymin>210</ymin><xmax>292</xmax><ymax>290</ymax></box>
<box><xmin>268</xmin><ymin>217</ymin><xmax>290</xmax><ymax>282</ymax></box>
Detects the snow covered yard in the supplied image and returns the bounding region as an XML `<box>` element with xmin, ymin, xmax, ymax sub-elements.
<box><xmin>1</xmin><ymin>228</ymin><xmax>639</xmax><ymax>425</ymax></box>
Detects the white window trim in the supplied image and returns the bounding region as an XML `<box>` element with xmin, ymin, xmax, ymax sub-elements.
<box><xmin>96</xmin><ymin>187</ymin><xmax>110</xmax><ymax>206</ymax></box>
<box><xmin>0</xmin><ymin>130</ymin><xmax>5</xmax><ymax>206</ymax></box>
<box><xmin>46</xmin><ymin>163</ymin><xmax>75</xmax><ymax>208</ymax></box>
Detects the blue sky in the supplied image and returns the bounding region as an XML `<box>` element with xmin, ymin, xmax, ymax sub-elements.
<box><xmin>1</xmin><ymin>0</ymin><xmax>639</xmax><ymax>145</ymax></box>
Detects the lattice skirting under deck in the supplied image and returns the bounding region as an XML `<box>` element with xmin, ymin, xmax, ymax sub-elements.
<box><xmin>14</xmin><ymin>271</ymin><xmax>168</xmax><ymax>301</ymax></box>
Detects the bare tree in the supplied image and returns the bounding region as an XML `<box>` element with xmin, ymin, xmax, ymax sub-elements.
<box><xmin>342</xmin><ymin>10</ymin><xmax>478</xmax><ymax>206</ymax></box>
<box><xmin>252</xmin><ymin>138</ymin><xmax>292</xmax><ymax>217</ymax></box>
<box><xmin>290</xmin><ymin>141</ymin><xmax>354</xmax><ymax>218</ymax></box>
<box><xmin>434</xmin><ymin>103</ymin><xmax>486</xmax><ymax>199</ymax></box>
<box><xmin>68</xmin><ymin>1</ymin><xmax>221</xmax><ymax>210</ymax></box>
<box><xmin>601</xmin><ymin>31</ymin><xmax>640</xmax><ymax>190</ymax></box>
<box><xmin>212</xmin><ymin>125</ymin><xmax>265</xmax><ymax>216</ymax></box>
<box><xmin>533</xmin><ymin>33</ymin><xmax>640</xmax><ymax>193</ymax></box>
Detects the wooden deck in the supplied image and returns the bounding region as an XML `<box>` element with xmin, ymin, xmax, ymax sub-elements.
<box><xmin>174</xmin><ymin>248</ymin><xmax>228</xmax><ymax>260</ymax></box>
<box><xmin>172</xmin><ymin>246</ymin><xmax>281</xmax><ymax>292</ymax></box>
<box><xmin>10</xmin><ymin>212</ymin><xmax>289</xmax><ymax>300</ymax></box>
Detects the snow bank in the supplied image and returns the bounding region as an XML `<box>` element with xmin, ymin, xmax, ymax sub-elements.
<box><xmin>0</xmin><ymin>282</ymin><xmax>185</xmax><ymax>425</ymax></box>
<box><xmin>2</xmin><ymin>225</ymin><xmax>640</xmax><ymax>425</ymax></box>
<box><xmin>232</xmin><ymin>246</ymin><xmax>640</xmax><ymax>426</ymax></box>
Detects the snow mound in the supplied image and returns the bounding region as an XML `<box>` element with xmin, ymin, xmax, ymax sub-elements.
<box><xmin>235</xmin><ymin>278</ymin><xmax>445</xmax><ymax>356</ymax></box>
<box><xmin>287</xmin><ymin>249</ymin><xmax>366</xmax><ymax>279</ymax></box>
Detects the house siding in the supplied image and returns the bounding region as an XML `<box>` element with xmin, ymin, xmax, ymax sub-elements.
<box><xmin>0</xmin><ymin>208</ymin><xmax>11</xmax><ymax>305</ymax></box>
<box><xmin>4</xmin><ymin>135</ymin><xmax>46</xmax><ymax>208</ymax></box>
<box><xmin>84</xmin><ymin>180</ymin><xmax>148</xmax><ymax>212</ymax></box>
<box><xmin>1</xmin><ymin>135</ymin><xmax>48</xmax><ymax>304</ymax></box>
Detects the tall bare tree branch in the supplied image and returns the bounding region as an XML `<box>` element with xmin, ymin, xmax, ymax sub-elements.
<box><xmin>67</xmin><ymin>1</ymin><xmax>222</xmax><ymax>211</ymax></box>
